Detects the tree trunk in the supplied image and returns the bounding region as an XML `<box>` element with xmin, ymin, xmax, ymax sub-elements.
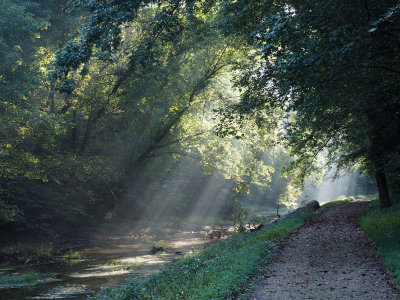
<box><xmin>375</xmin><ymin>170</ymin><xmax>391</xmax><ymax>208</ymax></box>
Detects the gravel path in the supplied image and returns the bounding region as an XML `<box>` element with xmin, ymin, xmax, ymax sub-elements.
<box><xmin>251</xmin><ymin>201</ymin><xmax>400</xmax><ymax>299</ymax></box>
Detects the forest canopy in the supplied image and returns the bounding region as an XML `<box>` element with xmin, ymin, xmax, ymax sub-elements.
<box><xmin>0</xmin><ymin>0</ymin><xmax>398</xmax><ymax>238</ymax></box>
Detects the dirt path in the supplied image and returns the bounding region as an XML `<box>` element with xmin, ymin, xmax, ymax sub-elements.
<box><xmin>251</xmin><ymin>201</ymin><xmax>399</xmax><ymax>299</ymax></box>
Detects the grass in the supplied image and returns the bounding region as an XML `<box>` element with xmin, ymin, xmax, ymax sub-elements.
<box><xmin>360</xmin><ymin>200</ymin><xmax>400</xmax><ymax>288</ymax></box>
<box><xmin>0</xmin><ymin>270</ymin><xmax>39</xmax><ymax>284</ymax></box>
<box><xmin>62</xmin><ymin>249</ymin><xmax>81</xmax><ymax>260</ymax></box>
<box><xmin>93</xmin><ymin>207</ymin><xmax>316</xmax><ymax>300</ymax></box>
<box><xmin>0</xmin><ymin>270</ymin><xmax>60</xmax><ymax>289</ymax></box>
<box><xmin>320</xmin><ymin>194</ymin><xmax>377</xmax><ymax>209</ymax></box>
<box><xmin>0</xmin><ymin>270</ymin><xmax>44</xmax><ymax>289</ymax></box>
<box><xmin>320</xmin><ymin>197</ymin><xmax>354</xmax><ymax>209</ymax></box>
<box><xmin>241</xmin><ymin>203</ymin><xmax>289</xmax><ymax>215</ymax></box>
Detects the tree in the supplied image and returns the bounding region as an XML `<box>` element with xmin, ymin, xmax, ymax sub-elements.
<box><xmin>46</xmin><ymin>0</ymin><xmax>277</xmax><ymax>219</ymax></box>
<box><xmin>0</xmin><ymin>0</ymin><xmax>51</xmax><ymax>179</ymax></box>
<box><xmin>219</xmin><ymin>0</ymin><xmax>400</xmax><ymax>207</ymax></box>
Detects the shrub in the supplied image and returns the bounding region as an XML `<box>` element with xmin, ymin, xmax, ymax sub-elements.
<box><xmin>150</xmin><ymin>240</ymin><xmax>166</xmax><ymax>254</ymax></box>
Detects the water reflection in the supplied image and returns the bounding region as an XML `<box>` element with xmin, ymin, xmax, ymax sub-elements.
<box><xmin>27</xmin><ymin>284</ymin><xmax>93</xmax><ymax>299</ymax></box>
<box><xmin>0</xmin><ymin>228</ymin><xmax>214</xmax><ymax>299</ymax></box>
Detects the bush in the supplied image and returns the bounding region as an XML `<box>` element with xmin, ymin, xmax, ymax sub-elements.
<box><xmin>150</xmin><ymin>240</ymin><xmax>166</xmax><ymax>254</ymax></box>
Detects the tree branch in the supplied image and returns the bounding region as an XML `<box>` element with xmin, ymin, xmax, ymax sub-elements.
<box><xmin>148</xmin><ymin>151</ymin><xmax>201</xmax><ymax>160</ymax></box>
<box><xmin>155</xmin><ymin>131</ymin><xmax>208</xmax><ymax>150</ymax></box>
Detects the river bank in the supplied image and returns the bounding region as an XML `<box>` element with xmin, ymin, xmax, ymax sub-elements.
<box><xmin>0</xmin><ymin>214</ymin><xmax>241</xmax><ymax>299</ymax></box>
<box><xmin>0</xmin><ymin>203</ymin><xmax>287</xmax><ymax>299</ymax></box>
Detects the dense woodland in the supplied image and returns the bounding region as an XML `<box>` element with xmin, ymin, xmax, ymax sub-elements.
<box><xmin>1</xmin><ymin>0</ymin><xmax>399</xmax><ymax>243</ymax></box>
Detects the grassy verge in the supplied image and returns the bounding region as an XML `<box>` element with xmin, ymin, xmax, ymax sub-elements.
<box><xmin>360</xmin><ymin>200</ymin><xmax>400</xmax><ymax>288</ymax></box>
<box><xmin>320</xmin><ymin>194</ymin><xmax>376</xmax><ymax>210</ymax></box>
<box><xmin>320</xmin><ymin>197</ymin><xmax>354</xmax><ymax>209</ymax></box>
<box><xmin>93</xmin><ymin>208</ymin><xmax>316</xmax><ymax>300</ymax></box>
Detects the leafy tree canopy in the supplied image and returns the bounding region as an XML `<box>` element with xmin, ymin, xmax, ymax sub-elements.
<box><xmin>218</xmin><ymin>0</ymin><xmax>400</xmax><ymax>207</ymax></box>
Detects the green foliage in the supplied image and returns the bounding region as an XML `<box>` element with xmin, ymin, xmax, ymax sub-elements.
<box><xmin>0</xmin><ymin>0</ymin><xmax>301</xmax><ymax>242</ymax></box>
<box><xmin>320</xmin><ymin>197</ymin><xmax>354</xmax><ymax>209</ymax></box>
<box><xmin>0</xmin><ymin>199</ymin><xmax>19</xmax><ymax>225</ymax></box>
<box><xmin>248</xmin><ymin>215</ymin><xmax>269</xmax><ymax>227</ymax></box>
<box><xmin>0</xmin><ymin>177</ymin><xmax>91</xmax><ymax>238</ymax></box>
<box><xmin>232</xmin><ymin>206</ymin><xmax>247</xmax><ymax>232</ymax></box>
<box><xmin>219</xmin><ymin>0</ymin><xmax>400</xmax><ymax>206</ymax></box>
<box><xmin>62</xmin><ymin>250</ymin><xmax>81</xmax><ymax>260</ymax></box>
<box><xmin>51</xmin><ymin>0</ymin><xmax>203</xmax><ymax>94</ymax></box>
<box><xmin>0</xmin><ymin>270</ymin><xmax>40</xmax><ymax>285</ymax></box>
<box><xmin>150</xmin><ymin>241</ymin><xmax>166</xmax><ymax>254</ymax></box>
<box><xmin>360</xmin><ymin>201</ymin><xmax>400</xmax><ymax>287</ymax></box>
<box><xmin>93</xmin><ymin>208</ymin><xmax>315</xmax><ymax>299</ymax></box>
<box><xmin>0</xmin><ymin>0</ymin><xmax>49</xmax><ymax>180</ymax></box>
<box><xmin>5</xmin><ymin>0</ymin><xmax>393</xmax><ymax>253</ymax></box>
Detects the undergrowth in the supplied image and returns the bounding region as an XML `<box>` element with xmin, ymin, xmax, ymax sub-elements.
<box><xmin>360</xmin><ymin>201</ymin><xmax>400</xmax><ymax>288</ymax></box>
<box><xmin>93</xmin><ymin>208</ymin><xmax>315</xmax><ymax>300</ymax></box>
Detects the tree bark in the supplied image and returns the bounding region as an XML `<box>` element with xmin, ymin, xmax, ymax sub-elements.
<box><xmin>375</xmin><ymin>169</ymin><xmax>391</xmax><ymax>208</ymax></box>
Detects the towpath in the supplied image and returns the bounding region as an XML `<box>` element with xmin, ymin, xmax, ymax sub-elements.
<box><xmin>251</xmin><ymin>201</ymin><xmax>399</xmax><ymax>299</ymax></box>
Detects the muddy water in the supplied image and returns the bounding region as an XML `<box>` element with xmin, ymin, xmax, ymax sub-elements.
<box><xmin>0</xmin><ymin>229</ymin><xmax>216</xmax><ymax>299</ymax></box>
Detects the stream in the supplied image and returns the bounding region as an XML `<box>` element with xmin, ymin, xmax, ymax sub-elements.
<box><xmin>0</xmin><ymin>227</ymin><xmax>221</xmax><ymax>299</ymax></box>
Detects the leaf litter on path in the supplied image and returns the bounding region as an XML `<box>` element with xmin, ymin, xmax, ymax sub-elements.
<box><xmin>251</xmin><ymin>201</ymin><xmax>400</xmax><ymax>300</ymax></box>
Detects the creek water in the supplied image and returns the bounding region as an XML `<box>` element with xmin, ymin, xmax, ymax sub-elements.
<box><xmin>0</xmin><ymin>228</ymin><xmax>218</xmax><ymax>299</ymax></box>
